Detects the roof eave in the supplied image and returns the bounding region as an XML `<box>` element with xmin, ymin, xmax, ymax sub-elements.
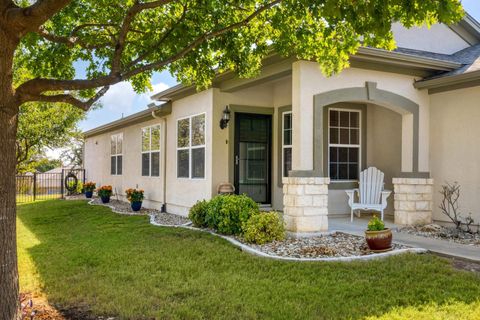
<box><xmin>150</xmin><ymin>49</ymin><xmax>460</xmax><ymax>101</ymax></box>
<box><xmin>83</xmin><ymin>102</ymin><xmax>172</xmax><ymax>138</ymax></box>
<box><xmin>414</xmin><ymin>69</ymin><xmax>480</xmax><ymax>92</ymax></box>
<box><xmin>356</xmin><ymin>47</ymin><xmax>461</xmax><ymax>71</ymax></box>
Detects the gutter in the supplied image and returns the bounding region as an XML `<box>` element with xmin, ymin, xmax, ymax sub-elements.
<box><xmin>355</xmin><ymin>47</ymin><xmax>461</xmax><ymax>71</ymax></box>
<box><xmin>414</xmin><ymin>69</ymin><xmax>480</xmax><ymax>91</ymax></box>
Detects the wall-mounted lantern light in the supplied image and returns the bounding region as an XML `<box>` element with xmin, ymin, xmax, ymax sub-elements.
<box><xmin>219</xmin><ymin>105</ymin><xmax>231</xmax><ymax>129</ymax></box>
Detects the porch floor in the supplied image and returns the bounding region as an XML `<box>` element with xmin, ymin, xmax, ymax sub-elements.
<box><xmin>329</xmin><ymin>215</ymin><xmax>480</xmax><ymax>262</ymax></box>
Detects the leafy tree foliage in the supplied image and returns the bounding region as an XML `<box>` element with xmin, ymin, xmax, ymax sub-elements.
<box><xmin>16</xmin><ymin>102</ymin><xmax>83</xmax><ymax>172</ymax></box>
<box><xmin>29</xmin><ymin>157</ymin><xmax>63</xmax><ymax>173</ymax></box>
<box><xmin>59</xmin><ymin>130</ymin><xmax>84</xmax><ymax>168</ymax></box>
<box><xmin>11</xmin><ymin>0</ymin><xmax>464</xmax><ymax>105</ymax></box>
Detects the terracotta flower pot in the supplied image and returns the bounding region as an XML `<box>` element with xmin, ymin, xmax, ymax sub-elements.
<box><xmin>365</xmin><ymin>228</ymin><xmax>392</xmax><ymax>252</ymax></box>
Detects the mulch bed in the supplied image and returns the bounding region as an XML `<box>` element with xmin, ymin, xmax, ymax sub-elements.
<box><xmin>90</xmin><ymin>198</ymin><xmax>190</xmax><ymax>226</ymax></box>
<box><xmin>236</xmin><ymin>232</ymin><xmax>408</xmax><ymax>259</ymax></box>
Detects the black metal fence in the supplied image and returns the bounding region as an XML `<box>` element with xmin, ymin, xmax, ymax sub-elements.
<box><xmin>16</xmin><ymin>169</ymin><xmax>86</xmax><ymax>203</ymax></box>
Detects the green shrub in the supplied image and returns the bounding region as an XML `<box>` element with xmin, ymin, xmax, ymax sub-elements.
<box><xmin>205</xmin><ymin>194</ymin><xmax>259</xmax><ymax>235</ymax></box>
<box><xmin>367</xmin><ymin>215</ymin><xmax>385</xmax><ymax>231</ymax></box>
<box><xmin>189</xmin><ymin>200</ymin><xmax>210</xmax><ymax>227</ymax></box>
<box><xmin>242</xmin><ymin>211</ymin><xmax>285</xmax><ymax>244</ymax></box>
<box><xmin>76</xmin><ymin>181</ymin><xmax>84</xmax><ymax>194</ymax></box>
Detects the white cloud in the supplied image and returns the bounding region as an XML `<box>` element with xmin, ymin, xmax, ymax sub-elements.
<box><xmin>141</xmin><ymin>82</ymin><xmax>170</xmax><ymax>103</ymax></box>
<box><xmin>100</xmin><ymin>81</ymin><xmax>137</xmax><ymax>112</ymax></box>
<box><xmin>99</xmin><ymin>81</ymin><xmax>170</xmax><ymax>113</ymax></box>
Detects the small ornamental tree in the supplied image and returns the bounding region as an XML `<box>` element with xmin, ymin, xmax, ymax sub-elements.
<box><xmin>0</xmin><ymin>1</ymin><xmax>464</xmax><ymax>318</ymax></box>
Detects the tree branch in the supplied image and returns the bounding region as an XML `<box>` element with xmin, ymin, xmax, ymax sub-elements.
<box><xmin>5</xmin><ymin>0</ymin><xmax>72</xmax><ymax>34</ymax></box>
<box><xmin>111</xmin><ymin>0</ymin><xmax>177</xmax><ymax>73</ymax></box>
<box><xmin>126</xmin><ymin>3</ymin><xmax>188</xmax><ymax>69</ymax></box>
<box><xmin>123</xmin><ymin>0</ymin><xmax>281</xmax><ymax>78</ymax></box>
<box><xmin>36</xmin><ymin>26</ymin><xmax>111</xmax><ymax>49</ymax></box>
<box><xmin>16</xmin><ymin>0</ymin><xmax>280</xmax><ymax>107</ymax></box>
<box><xmin>21</xmin><ymin>86</ymin><xmax>109</xmax><ymax>111</ymax></box>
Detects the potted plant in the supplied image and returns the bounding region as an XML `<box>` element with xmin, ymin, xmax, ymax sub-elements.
<box><xmin>97</xmin><ymin>185</ymin><xmax>113</xmax><ymax>203</ymax></box>
<box><xmin>84</xmin><ymin>182</ymin><xmax>96</xmax><ymax>198</ymax></box>
<box><xmin>126</xmin><ymin>188</ymin><xmax>144</xmax><ymax>212</ymax></box>
<box><xmin>365</xmin><ymin>215</ymin><xmax>392</xmax><ymax>252</ymax></box>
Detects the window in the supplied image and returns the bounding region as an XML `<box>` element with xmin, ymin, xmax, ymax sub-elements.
<box><xmin>142</xmin><ymin>125</ymin><xmax>161</xmax><ymax>177</ymax></box>
<box><xmin>282</xmin><ymin>111</ymin><xmax>292</xmax><ymax>177</ymax></box>
<box><xmin>177</xmin><ymin>113</ymin><xmax>206</xmax><ymax>179</ymax></box>
<box><xmin>110</xmin><ymin>133</ymin><xmax>123</xmax><ymax>175</ymax></box>
<box><xmin>328</xmin><ymin>109</ymin><xmax>360</xmax><ymax>181</ymax></box>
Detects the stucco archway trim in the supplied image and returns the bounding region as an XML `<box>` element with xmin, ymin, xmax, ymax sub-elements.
<box><xmin>289</xmin><ymin>81</ymin><xmax>428</xmax><ymax>178</ymax></box>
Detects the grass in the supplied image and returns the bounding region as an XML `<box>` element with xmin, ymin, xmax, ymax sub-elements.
<box><xmin>17</xmin><ymin>200</ymin><xmax>480</xmax><ymax>319</ymax></box>
<box><xmin>16</xmin><ymin>193</ymin><xmax>61</xmax><ymax>203</ymax></box>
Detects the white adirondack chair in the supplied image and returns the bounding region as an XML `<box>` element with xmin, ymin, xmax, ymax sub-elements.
<box><xmin>345</xmin><ymin>167</ymin><xmax>391</xmax><ymax>222</ymax></box>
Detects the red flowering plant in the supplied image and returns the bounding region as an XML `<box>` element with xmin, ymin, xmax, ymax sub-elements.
<box><xmin>97</xmin><ymin>185</ymin><xmax>113</xmax><ymax>198</ymax></box>
<box><xmin>125</xmin><ymin>188</ymin><xmax>144</xmax><ymax>203</ymax></box>
<box><xmin>84</xmin><ymin>181</ymin><xmax>96</xmax><ymax>192</ymax></box>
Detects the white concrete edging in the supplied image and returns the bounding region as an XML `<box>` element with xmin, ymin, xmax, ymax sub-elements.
<box><xmin>87</xmin><ymin>199</ymin><xmax>427</xmax><ymax>262</ymax></box>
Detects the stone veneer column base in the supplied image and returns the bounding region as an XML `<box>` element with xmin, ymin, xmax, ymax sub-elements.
<box><xmin>393</xmin><ymin>178</ymin><xmax>434</xmax><ymax>226</ymax></box>
<box><xmin>282</xmin><ymin>177</ymin><xmax>330</xmax><ymax>233</ymax></box>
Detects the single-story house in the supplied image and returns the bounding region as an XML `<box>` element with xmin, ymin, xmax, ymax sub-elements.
<box><xmin>84</xmin><ymin>13</ymin><xmax>480</xmax><ymax>233</ymax></box>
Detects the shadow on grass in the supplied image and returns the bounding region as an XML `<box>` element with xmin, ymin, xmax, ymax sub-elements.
<box><xmin>17</xmin><ymin>200</ymin><xmax>480</xmax><ymax>319</ymax></box>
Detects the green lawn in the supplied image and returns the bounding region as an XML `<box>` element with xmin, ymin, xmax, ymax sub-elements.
<box><xmin>17</xmin><ymin>200</ymin><xmax>480</xmax><ymax>319</ymax></box>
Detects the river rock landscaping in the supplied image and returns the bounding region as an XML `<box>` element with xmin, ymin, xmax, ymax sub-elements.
<box><xmin>90</xmin><ymin>198</ymin><xmax>190</xmax><ymax>226</ymax></box>
<box><xmin>399</xmin><ymin>224</ymin><xmax>480</xmax><ymax>246</ymax></box>
<box><xmin>236</xmin><ymin>232</ymin><xmax>408</xmax><ymax>259</ymax></box>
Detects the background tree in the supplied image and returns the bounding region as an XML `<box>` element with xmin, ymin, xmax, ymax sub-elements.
<box><xmin>59</xmin><ymin>130</ymin><xmax>84</xmax><ymax>168</ymax></box>
<box><xmin>0</xmin><ymin>0</ymin><xmax>464</xmax><ymax>318</ymax></box>
<box><xmin>28</xmin><ymin>157</ymin><xmax>63</xmax><ymax>173</ymax></box>
<box><xmin>16</xmin><ymin>102</ymin><xmax>83</xmax><ymax>173</ymax></box>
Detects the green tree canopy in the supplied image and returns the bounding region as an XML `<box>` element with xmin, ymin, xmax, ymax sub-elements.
<box><xmin>13</xmin><ymin>0</ymin><xmax>464</xmax><ymax>105</ymax></box>
<box><xmin>16</xmin><ymin>102</ymin><xmax>83</xmax><ymax>173</ymax></box>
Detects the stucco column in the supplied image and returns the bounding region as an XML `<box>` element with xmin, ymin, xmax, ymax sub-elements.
<box><xmin>283</xmin><ymin>177</ymin><xmax>330</xmax><ymax>233</ymax></box>
<box><xmin>392</xmin><ymin>178</ymin><xmax>434</xmax><ymax>225</ymax></box>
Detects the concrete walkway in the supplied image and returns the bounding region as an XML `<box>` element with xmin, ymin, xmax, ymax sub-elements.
<box><xmin>329</xmin><ymin>216</ymin><xmax>480</xmax><ymax>262</ymax></box>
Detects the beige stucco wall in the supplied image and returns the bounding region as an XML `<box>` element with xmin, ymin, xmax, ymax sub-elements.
<box><xmin>84</xmin><ymin>117</ymin><xmax>167</xmax><ymax>210</ymax></box>
<box><xmin>165</xmin><ymin>89</ymin><xmax>214</xmax><ymax>215</ymax></box>
<box><xmin>392</xmin><ymin>22</ymin><xmax>469</xmax><ymax>54</ymax></box>
<box><xmin>430</xmin><ymin>87</ymin><xmax>480</xmax><ymax>223</ymax></box>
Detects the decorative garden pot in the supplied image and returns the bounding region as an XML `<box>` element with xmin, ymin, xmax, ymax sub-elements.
<box><xmin>131</xmin><ymin>201</ymin><xmax>142</xmax><ymax>212</ymax></box>
<box><xmin>217</xmin><ymin>182</ymin><xmax>235</xmax><ymax>195</ymax></box>
<box><xmin>85</xmin><ymin>191</ymin><xmax>93</xmax><ymax>198</ymax></box>
<box><xmin>101</xmin><ymin>196</ymin><xmax>110</xmax><ymax>204</ymax></box>
<box><xmin>365</xmin><ymin>229</ymin><xmax>392</xmax><ymax>252</ymax></box>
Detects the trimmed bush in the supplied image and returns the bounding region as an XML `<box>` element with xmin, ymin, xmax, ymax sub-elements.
<box><xmin>205</xmin><ymin>194</ymin><xmax>259</xmax><ymax>235</ymax></box>
<box><xmin>189</xmin><ymin>200</ymin><xmax>209</xmax><ymax>228</ymax></box>
<box><xmin>243</xmin><ymin>211</ymin><xmax>285</xmax><ymax>244</ymax></box>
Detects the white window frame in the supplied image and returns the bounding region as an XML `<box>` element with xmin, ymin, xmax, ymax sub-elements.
<box><xmin>176</xmin><ymin>112</ymin><xmax>206</xmax><ymax>180</ymax></box>
<box><xmin>282</xmin><ymin>111</ymin><xmax>293</xmax><ymax>177</ymax></box>
<box><xmin>327</xmin><ymin>108</ymin><xmax>361</xmax><ymax>182</ymax></box>
<box><xmin>110</xmin><ymin>133</ymin><xmax>123</xmax><ymax>176</ymax></box>
<box><xmin>141</xmin><ymin>124</ymin><xmax>161</xmax><ymax>177</ymax></box>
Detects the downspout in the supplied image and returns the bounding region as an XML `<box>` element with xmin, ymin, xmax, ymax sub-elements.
<box><xmin>151</xmin><ymin>108</ymin><xmax>168</xmax><ymax>213</ymax></box>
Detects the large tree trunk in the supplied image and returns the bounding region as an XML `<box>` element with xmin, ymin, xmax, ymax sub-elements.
<box><xmin>0</xmin><ymin>28</ymin><xmax>21</xmax><ymax>320</ymax></box>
